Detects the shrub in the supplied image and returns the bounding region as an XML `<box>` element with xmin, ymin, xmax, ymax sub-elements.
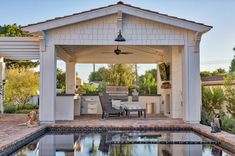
<box><xmin>3</xmin><ymin>104</ymin><xmax>16</xmax><ymax>113</ymax></box>
<box><xmin>200</xmin><ymin>110</ymin><xmax>213</xmax><ymax>126</ymax></box>
<box><xmin>3</xmin><ymin>103</ymin><xmax>38</xmax><ymax>114</ymax></box>
<box><xmin>15</xmin><ymin>109</ymin><xmax>36</xmax><ymax>114</ymax></box>
<box><xmin>221</xmin><ymin>116</ymin><xmax>235</xmax><ymax>134</ymax></box>
<box><xmin>5</xmin><ymin>68</ymin><xmax>39</xmax><ymax>108</ymax></box>
<box><xmin>224</xmin><ymin>74</ymin><xmax>235</xmax><ymax>118</ymax></box>
<box><xmin>201</xmin><ymin>111</ymin><xmax>235</xmax><ymax>134</ymax></box>
<box><xmin>201</xmin><ymin>86</ymin><xmax>225</xmax><ymax>115</ymax></box>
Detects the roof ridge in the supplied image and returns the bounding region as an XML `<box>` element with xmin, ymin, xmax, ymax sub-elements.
<box><xmin>22</xmin><ymin>2</ymin><xmax>212</xmax><ymax>29</ymax></box>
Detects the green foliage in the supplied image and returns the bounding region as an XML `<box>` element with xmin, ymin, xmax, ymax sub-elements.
<box><xmin>229</xmin><ymin>57</ymin><xmax>235</xmax><ymax>74</ymax></box>
<box><xmin>5</xmin><ymin>68</ymin><xmax>39</xmax><ymax>108</ymax></box>
<box><xmin>4</xmin><ymin>59</ymin><xmax>39</xmax><ymax>69</ymax></box>
<box><xmin>88</xmin><ymin>67</ymin><xmax>108</xmax><ymax>82</ymax></box>
<box><xmin>97</xmin><ymin>81</ymin><xmax>106</xmax><ymax>93</ymax></box>
<box><xmin>221</xmin><ymin>116</ymin><xmax>235</xmax><ymax>134</ymax></box>
<box><xmin>3</xmin><ymin>103</ymin><xmax>16</xmax><ymax>113</ymax></box>
<box><xmin>3</xmin><ymin>103</ymin><xmax>38</xmax><ymax>114</ymax></box>
<box><xmin>201</xmin><ymin>86</ymin><xmax>225</xmax><ymax>115</ymax></box>
<box><xmin>201</xmin><ymin>111</ymin><xmax>235</xmax><ymax>134</ymax></box>
<box><xmin>139</xmin><ymin>69</ymin><xmax>157</xmax><ymax>94</ymax></box>
<box><xmin>224</xmin><ymin>74</ymin><xmax>235</xmax><ymax>118</ymax></box>
<box><xmin>200</xmin><ymin>110</ymin><xmax>213</xmax><ymax>126</ymax></box>
<box><xmin>56</xmin><ymin>68</ymin><xmax>66</xmax><ymax>93</ymax></box>
<box><xmin>79</xmin><ymin>83</ymin><xmax>97</xmax><ymax>94</ymax></box>
<box><xmin>0</xmin><ymin>24</ymin><xmax>27</xmax><ymax>37</ymax></box>
<box><xmin>200</xmin><ymin>68</ymin><xmax>227</xmax><ymax>78</ymax></box>
<box><xmin>212</xmin><ymin>68</ymin><xmax>226</xmax><ymax>76</ymax></box>
<box><xmin>200</xmin><ymin>71</ymin><xmax>212</xmax><ymax>78</ymax></box>
<box><xmin>105</xmin><ymin>64</ymin><xmax>136</xmax><ymax>88</ymax></box>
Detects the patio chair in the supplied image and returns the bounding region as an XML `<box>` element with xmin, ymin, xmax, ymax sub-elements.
<box><xmin>99</xmin><ymin>93</ymin><xmax>124</xmax><ymax>119</ymax></box>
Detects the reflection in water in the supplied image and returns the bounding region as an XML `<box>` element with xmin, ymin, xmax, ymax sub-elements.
<box><xmin>12</xmin><ymin>131</ymin><xmax>231</xmax><ymax>156</ymax></box>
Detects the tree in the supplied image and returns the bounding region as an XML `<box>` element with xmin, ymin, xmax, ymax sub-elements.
<box><xmin>139</xmin><ymin>69</ymin><xmax>157</xmax><ymax>94</ymax></box>
<box><xmin>88</xmin><ymin>67</ymin><xmax>108</xmax><ymax>82</ymax></box>
<box><xmin>105</xmin><ymin>64</ymin><xmax>136</xmax><ymax>88</ymax></box>
<box><xmin>0</xmin><ymin>24</ymin><xmax>27</xmax><ymax>37</ymax></box>
<box><xmin>229</xmin><ymin>47</ymin><xmax>235</xmax><ymax>73</ymax></box>
<box><xmin>56</xmin><ymin>68</ymin><xmax>66</xmax><ymax>93</ymax></box>
<box><xmin>231</xmin><ymin>59</ymin><xmax>235</xmax><ymax>73</ymax></box>
<box><xmin>212</xmin><ymin>68</ymin><xmax>226</xmax><ymax>76</ymax></box>
<box><xmin>5</xmin><ymin>68</ymin><xmax>39</xmax><ymax>109</ymax></box>
<box><xmin>200</xmin><ymin>71</ymin><xmax>212</xmax><ymax>78</ymax></box>
<box><xmin>224</xmin><ymin>74</ymin><xmax>235</xmax><ymax>118</ymax></box>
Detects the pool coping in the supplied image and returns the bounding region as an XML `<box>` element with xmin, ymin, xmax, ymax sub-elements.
<box><xmin>0</xmin><ymin>124</ymin><xmax>234</xmax><ymax>155</ymax></box>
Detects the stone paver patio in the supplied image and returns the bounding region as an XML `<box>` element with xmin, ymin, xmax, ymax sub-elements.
<box><xmin>0</xmin><ymin>114</ymin><xmax>235</xmax><ymax>154</ymax></box>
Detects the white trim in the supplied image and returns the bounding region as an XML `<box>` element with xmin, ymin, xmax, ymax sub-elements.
<box><xmin>22</xmin><ymin>4</ymin><xmax>211</xmax><ymax>33</ymax></box>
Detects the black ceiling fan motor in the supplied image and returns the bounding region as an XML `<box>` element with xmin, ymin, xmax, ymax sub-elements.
<box><xmin>114</xmin><ymin>47</ymin><xmax>121</xmax><ymax>55</ymax></box>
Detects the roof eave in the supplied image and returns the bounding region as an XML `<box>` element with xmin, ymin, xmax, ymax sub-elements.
<box><xmin>22</xmin><ymin>3</ymin><xmax>212</xmax><ymax>33</ymax></box>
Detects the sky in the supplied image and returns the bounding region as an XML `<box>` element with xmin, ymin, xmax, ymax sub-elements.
<box><xmin>1</xmin><ymin>0</ymin><xmax>234</xmax><ymax>82</ymax></box>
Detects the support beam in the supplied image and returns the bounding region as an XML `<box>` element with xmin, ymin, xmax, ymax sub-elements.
<box><xmin>0</xmin><ymin>57</ymin><xmax>5</xmax><ymax>114</ymax></box>
<box><xmin>183</xmin><ymin>32</ymin><xmax>201</xmax><ymax>123</ymax></box>
<box><xmin>39</xmin><ymin>45</ymin><xmax>56</xmax><ymax>123</ymax></box>
<box><xmin>66</xmin><ymin>62</ymin><xmax>76</xmax><ymax>94</ymax></box>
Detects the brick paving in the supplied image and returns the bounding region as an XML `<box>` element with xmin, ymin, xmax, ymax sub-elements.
<box><xmin>0</xmin><ymin>114</ymin><xmax>46</xmax><ymax>151</ymax></box>
<box><xmin>0</xmin><ymin>114</ymin><xmax>235</xmax><ymax>154</ymax></box>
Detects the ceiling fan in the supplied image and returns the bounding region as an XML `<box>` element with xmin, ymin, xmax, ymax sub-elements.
<box><xmin>102</xmin><ymin>46</ymin><xmax>133</xmax><ymax>55</ymax></box>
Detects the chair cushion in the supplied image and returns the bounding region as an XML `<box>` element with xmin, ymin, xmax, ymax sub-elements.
<box><xmin>112</xmin><ymin>100</ymin><xmax>121</xmax><ymax>110</ymax></box>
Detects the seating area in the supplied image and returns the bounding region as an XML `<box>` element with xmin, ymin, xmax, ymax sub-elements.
<box><xmin>99</xmin><ymin>86</ymin><xmax>147</xmax><ymax>119</ymax></box>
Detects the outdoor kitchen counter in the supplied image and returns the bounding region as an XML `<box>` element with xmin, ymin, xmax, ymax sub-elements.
<box><xmin>56</xmin><ymin>94</ymin><xmax>77</xmax><ymax>120</ymax></box>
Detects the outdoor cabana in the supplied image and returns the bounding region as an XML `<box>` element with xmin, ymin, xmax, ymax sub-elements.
<box><xmin>0</xmin><ymin>2</ymin><xmax>212</xmax><ymax>123</ymax></box>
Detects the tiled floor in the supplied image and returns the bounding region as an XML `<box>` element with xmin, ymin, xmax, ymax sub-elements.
<box><xmin>0</xmin><ymin>114</ymin><xmax>235</xmax><ymax>154</ymax></box>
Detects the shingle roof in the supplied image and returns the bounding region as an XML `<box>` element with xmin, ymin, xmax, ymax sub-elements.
<box><xmin>22</xmin><ymin>1</ymin><xmax>212</xmax><ymax>29</ymax></box>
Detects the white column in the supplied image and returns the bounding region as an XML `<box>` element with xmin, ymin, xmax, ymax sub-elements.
<box><xmin>183</xmin><ymin>32</ymin><xmax>201</xmax><ymax>123</ymax></box>
<box><xmin>0</xmin><ymin>57</ymin><xmax>5</xmax><ymax>114</ymax></box>
<box><xmin>39</xmin><ymin>45</ymin><xmax>56</xmax><ymax>123</ymax></box>
<box><xmin>171</xmin><ymin>46</ymin><xmax>183</xmax><ymax>118</ymax></box>
<box><xmin>66</xmin><ymin>61</ymin><xmax>76</xmax><ymax>94</ymax></box>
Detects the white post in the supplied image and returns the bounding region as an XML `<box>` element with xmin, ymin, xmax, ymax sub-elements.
<box><xmin>183</xmin><ymin>32</ymin><xmax>201</xmax><ymax>123</ymax></box>
<box><xmin>0</xmin><ymin>57</ymin><xmax>5</xmax><ymax>114</ymax></box>
<box><xmin>66</xmin><ymin>61</ymin><xmax>76</xmax><ymax>94</ymax></box>
<box><xmin>171</xmin><ymin>46</ymin><xmax>183</xmax><ymax>118</ymax></box>
<box><xmin>39</xmin><ymin>45</ymin><xmax>56</xmax><ymax>123</ymax></box>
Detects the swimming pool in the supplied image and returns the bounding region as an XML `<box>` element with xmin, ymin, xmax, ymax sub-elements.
<box><xmin>9</xmin><ymin>130</ymin><xmax>232</xmax><ymax>156</ymax></box>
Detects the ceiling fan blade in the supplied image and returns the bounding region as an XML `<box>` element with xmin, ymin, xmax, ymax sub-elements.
<box><xmin>124</xmin><ymin>46</ymin><xmax>156</xmax><ymax>55</ymax></box>
<box><xmin>102</xmin><ymin>52</ymin><xmax>113</xmax><ymax>54</ymax></box>
<box><xmin>120</xmin><ymin>52</ymin><xmax>133</xmax><ymax>54</ymax></box>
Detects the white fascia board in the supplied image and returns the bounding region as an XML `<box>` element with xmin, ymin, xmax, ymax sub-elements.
<box><xmin>22</xmin><ymin>5</ymin><xmax>119</xmax><ymax>33</ymax></box>
<box><xmin>22</xmin><ymin>4</ymin><xmax>211</xmax><ymax>33</ymax></box>
<box><xmin>120</xmin><ymin>5</ymin><xmax>212</xmax><ymax>32</ymax></box>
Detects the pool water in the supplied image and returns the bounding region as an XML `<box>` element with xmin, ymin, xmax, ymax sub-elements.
<box><xmin>12</xmin><ymin>131</ymin><xmax>232</xmax><ymax>156</ymax></box>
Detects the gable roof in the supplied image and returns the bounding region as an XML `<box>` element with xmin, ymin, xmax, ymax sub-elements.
<box><xmin>22</xmin><ymin>1</ymin><xmax>212</xmax><ymax>33</ymax></box>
